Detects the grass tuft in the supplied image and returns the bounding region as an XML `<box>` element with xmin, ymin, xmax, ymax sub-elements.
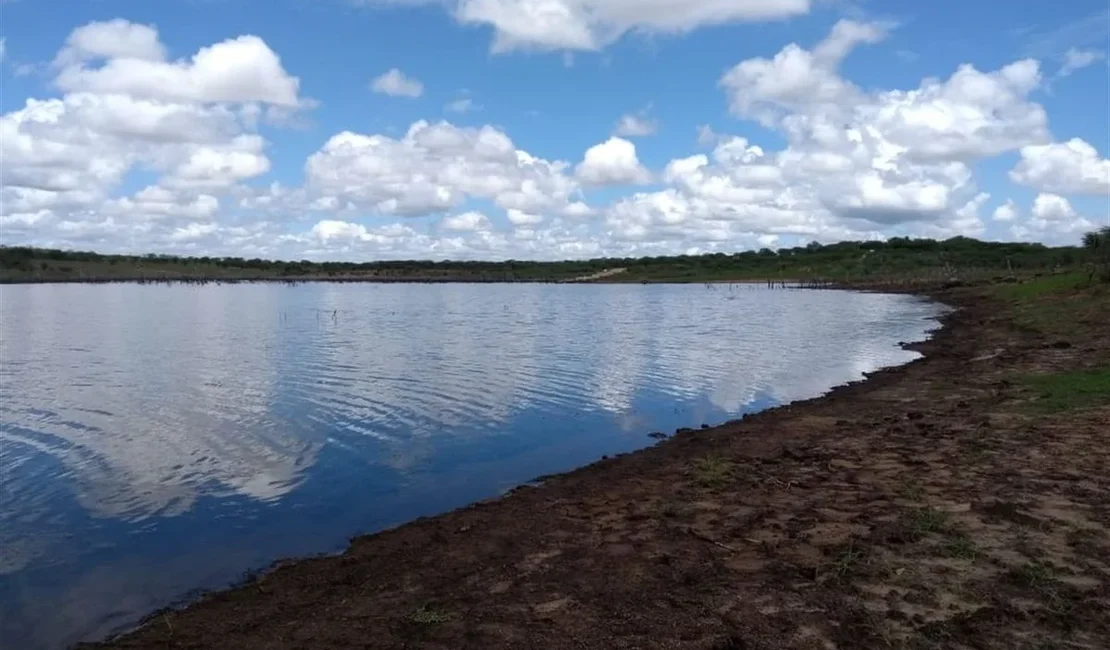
<box><xmin>941</xmin><ymin>533</ymin><xmax>979</xmax><ymax>559</ymax></box>
<box><xmin>409</xmin><ymin>606</ymin><xmax>452</xmax><ymax>625</ymax></box>
<box><xmin>1020</xmin><ymin>368</ymin><xmax>1110</xmax><ymax>413</ymax></box>
<box><xmin>899</xmin><ymin>507</ymin><xmax>950</xmax><ymax>542</ymax></box>
<box><xmin>690</xmin><ymin>456</ymin><xmax>736</xmax><ymax>487</ymax></box>
<box><xmin>829</xmin><ymin>541</ymin><xmax>870</xmax><ymax>580</ymax></box>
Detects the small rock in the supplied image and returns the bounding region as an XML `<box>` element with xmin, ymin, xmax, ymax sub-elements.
<box><xmin>647</xmin><ymin>432</ymin><xmax>667</xmax><ymax>440</ymax></box>
<box><xmin>906</xmin><ymin>411</ymin><xmax>925</xmax><ymax>421</ymax></box>
<box><xmin>1049</xmin><ymin>340</ymin><xmax>1072</xmax><ymax>349</ymax></box>
<box><xmin>700</xmin><ymin>424</ymin><xmax>710</xmax><ymax>430</ymax></box>
<box><xmin>601</xmin><ymin>455</ymin><xmax>609</xmax><ymax>460</ymax></box>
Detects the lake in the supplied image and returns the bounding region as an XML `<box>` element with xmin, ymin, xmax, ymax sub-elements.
<box><xmin>0</xmin><ymin>283</ymin><xmax>942</xmax><ymax>648</ymax></box>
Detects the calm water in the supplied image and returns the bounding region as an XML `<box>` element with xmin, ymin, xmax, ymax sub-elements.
<box><xmin>0</xmin><ymin>283</ymin><xmax>941</xmax><ymax>648</ymax></box>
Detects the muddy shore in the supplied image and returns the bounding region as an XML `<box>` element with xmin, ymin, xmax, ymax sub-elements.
<box><xmin>86</xmin><ymin>281</ymin><xmax>1110</xmax><ymax>650</ymax></box>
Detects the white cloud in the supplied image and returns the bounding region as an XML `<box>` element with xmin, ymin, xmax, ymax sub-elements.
<box><xmin>696</xmin><ymin>125</ymin><xmax>720</xmax><ymax>146</ymax></box>
<box><xmin>614</xmin><ymin>111</ymin><xmax>657</xmax><ymax>137</ymax></box>
<box><xmin>54</xmin><ymin>23</ymin><xmax>304</xmax><ymax>107</ymax></box>
<box><xmin>2</xmin><ymin>15</ymin><xmax>1101</xmax><ymax>260</ymax></box>
<box><xmin>304</xmin><ymin>120</ymin><xmax>585</xmax><ymax>216</ymax></box>
<box><xmin>0</xmin><ymin>38</ymin><xmax>6</xmax><ymax>64</ymax></box>
<box><xmin>993</xmin><ymin>200</ymin><xmax>1018</xmax><ymax>222</ymax></box>
<box><xmin>163</xmin><ymin>135</ymin><xmax>272</xmax><ymax>190</ymax></box>
<box><xmin>1010</xmin><ymin>138</ymin><xmax>1110</xmax><ymax>195</ymax></box>
<box><xmin>370</xmin><ymin>68</ymin><xmax>424</xmax><ymax>98</ymax></box>
<box><xmin>1058</xmin><ymin>47</ymin><xmax>1105</xmax><ymax>77</ymax></box>
<box><xmin>1010</xmin><ymin>193</ymin><xmax>1097</xmax><ymax>243</ymax></box>
<box><xmin>453</xmin><ymin>0</ymin><xmax>810</xmax><ymax>52</ymax></box>
<box><xmin>441</xmin><ymin>211</ymin><xmax>493</xmax><ymax>231</ymax></box>
<box><xmin>685</xmin><ymin>23</ymin><xmax>1049</xmax><ymax>238</ymax></box>
<box><xmin>506</xmin><ymin>208</ymin><xmax>544</xmax><ymax>226</ymax></box>
<box><xmin>595</xmin><ymin>20</ymin><xmax>1061</xmax><ymax>246</ymax></box>
<box><xmin>1031</xmin><ymin>193</ymin><xmax>1077</xmax><ymax>221</ymax></box>
<box><xmin>720</xmin><ymin>20</ymin><xmax>889</xmax><ymax>124</ymax></box>
<box><xmin>446</xmin><ymin>97</ymin><xmax>478</xmax><ymax>112</ymax></box>
<box><xmin>54</xmin><ymin>19</ymin><xmax>167</xmax><ymax>66</ymax></box>
<box><xmin>575</xmin><ymin>137</ymin><xmax>652</xmax><ymax>185</ymax></box>
<box><xmin>0</xmin><ymin>21</ymin><xmax>302</xmax><ymax>255</ymax></box>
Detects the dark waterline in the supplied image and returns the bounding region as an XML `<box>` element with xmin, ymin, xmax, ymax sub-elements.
<box><xmin>0</xmin><ymin>283</ymin><xmax>942</xmax><ymax>649</ymax></box>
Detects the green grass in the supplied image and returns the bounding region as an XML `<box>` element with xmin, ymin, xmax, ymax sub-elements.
<box><xmin>409</xmin><ymin>606</ymin><xmax>453</xmax><ymax>625</ymax></box>
<box><xmin>1020</xmin><ymin>368</ymin><xmax>1110</xmax><ymax>413</ymax></box>
<box><xmin>994</xmin><ymin>272</ymin><xmax>1087</xmax><ymax>302</ymax></box>
<box><xmin>994</xmin><ymin>272</ymin><xmax>1110</xmax><ymax>335</ymax></box>
<box><xmin>900</xmin><ymin>507</ymin><xmax>950</xmax><ymax>542</ymax></box>
<box><xmin>829</xmin><ymin>541</ymin><xmax>870</xmax><ymax>580</ymax></box>
<box><xmin>941</xmin><ymin>534</ymin><xmax>979</xmax><ymax>559</ymax></box>
<box><xmin>896</xmin><ymin>480</ymin><xmax>926</xmax><ymax>501</ymax></box>
<box><xmin>690</xmin><ymin>456</ymin><xmax>736</xmax><ymax>487</ymax></box>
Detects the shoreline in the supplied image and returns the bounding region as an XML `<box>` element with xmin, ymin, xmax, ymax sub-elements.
<box><xmin>86</xmin><ymin>280</ymin><xmax>1110</xmax><ymax>649</ymax></box>
<box><xmin>1</xmin><ymin>275</ymin><xmax>820</xmax><ymax>286</ymax></box>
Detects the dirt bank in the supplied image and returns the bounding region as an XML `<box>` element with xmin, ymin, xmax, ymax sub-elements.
<box><xmin>86</xmin><ymin>281</ymin><xmax>1110</xmax><ymax>650</ymax></box>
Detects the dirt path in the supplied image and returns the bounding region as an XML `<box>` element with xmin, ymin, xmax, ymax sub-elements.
<box><xmin>88</xmin><ymin>282</ymin><xmax>1110</xmax><ymax>650</ymax></box>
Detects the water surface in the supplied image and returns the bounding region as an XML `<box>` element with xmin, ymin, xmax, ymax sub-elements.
<box><xmin>0</xmin><ymin>283</ymin><xmax>941</xmax><ymax>648</ymax></box>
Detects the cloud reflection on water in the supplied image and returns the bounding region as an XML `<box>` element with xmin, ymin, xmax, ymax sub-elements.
<box><xmin>0</xmin><ymin>283</ymin><xmax>940</xmax><ymax>649</ymax></box>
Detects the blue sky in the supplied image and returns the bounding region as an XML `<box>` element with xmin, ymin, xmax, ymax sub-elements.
<box><xmin>1</xmin><ymin>0</ymin><xmax>1108</xmax><ymax>260</ymax></box>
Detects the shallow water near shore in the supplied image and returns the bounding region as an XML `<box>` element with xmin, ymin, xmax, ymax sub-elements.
<box><xmin>0</xmin><ymin>283</ymin><xmax>942</xmax><ymax>649</ymax></box>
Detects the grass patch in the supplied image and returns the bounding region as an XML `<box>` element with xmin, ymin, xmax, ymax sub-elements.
<box><xmin>1007</xmin><ymin>561</ymin><xmax>1054</xmax><ymax>589</ymax></box>
<box><xmin>993</xmin><ymin>272</ymin><xmax>1087</xmax><ymax>302</ymax></box>
<box><xmin>690</xmin><ymin>455</ymin><xmax>736</xmax><ymax>487</ymax></box>
<box><xmin>1020</xmin><ymin>368</ymin><xmax>1110</xmax><ymax>413</ymax></box>
<box><xmin>940</xmin><ymin>533</ymin><xmax>979</xmax><ymax>559</ymax></box>
<box><xmin>828</xmin><ymin>541</ymin><xmax>870</xmax><ymax>581</ymax></box>
<box><xmin>896</xmin><ymin>480</ymin><xmax>926</xmax><ymax>501</ymax></box>
<box><xmin>409</xmin><ymin>606</ymin><xmax>453</xmax><ymax>625</ymax></box>
<box><xmin>998</xmin><ymin>277</ymin><xmax>1110</xmax><ymax>335</ymax></box>
<box><xmin>901</xmin><ymin>507</ymin><xmax>950</xmax><ymax>542</ymax></box>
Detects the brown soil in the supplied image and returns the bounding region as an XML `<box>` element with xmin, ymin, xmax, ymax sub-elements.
<box><xmin>86</xmin><ymin>283</ymin><xmax>1110</xmax><ymax>650</ymax></box>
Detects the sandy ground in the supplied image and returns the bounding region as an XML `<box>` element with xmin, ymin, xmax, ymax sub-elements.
<box><xmin>86</xmin><ymin>281</ymin><xmax>1110</xmax><ymax>650</ymax></box>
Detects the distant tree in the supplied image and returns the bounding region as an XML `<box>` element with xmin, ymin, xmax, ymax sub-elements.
<box><xmin>1083</xmin><ymin>226</ymin><xmax>1110</xmax><ymax>282</ymax></box>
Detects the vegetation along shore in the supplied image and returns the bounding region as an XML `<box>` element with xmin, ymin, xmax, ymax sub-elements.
<box><xmin>2</xmin><ymin>235</ymin><xmax>1104</xmax><ymax>285</ymax></box>
<box><xmin>80</xmin><ymin>230</ymin><xmax>1110</xmax><ymax>650</ymax></box>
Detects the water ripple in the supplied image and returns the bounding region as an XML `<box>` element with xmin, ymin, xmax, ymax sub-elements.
<box><xmin>0</xmin><ymin>283</ymin><xmax>942</xmax><ymax>650</ymax></box>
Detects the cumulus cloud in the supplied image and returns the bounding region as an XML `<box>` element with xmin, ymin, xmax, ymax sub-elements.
<box><xmin>506</xmin><ymin>208</ymin><xmax>544</xmax><ymax>226</ymax></box>
<box><xmin>1010</xmin><ymin>138</ymin><xmax>1110</xmax><ymax>195</ymax></box>
<box><xmin>370</xmin><ymin>68</ymin><xmax>424</xmax><ymax>97</ymax></box>
<box><xmin>0</xmin><ymin>20</ymin><xmax>305</xmax><ymax>255</ymax></box>
<box><xmin>2</xmin><ymin>15</ymin><xmax>1101</xmax><ymax>259</ymax></box>
<box><xmin>452</xmin><ymin>0</ymin><xmax>811</xmax><ymax>52</ymax></box>
<box><xmin>720</xmin><ymin>19</ymin><xmax>889</xmax><ymax>124</ymax></box>
<box><xmin>1010</xmin><ymin>193</ymin><xmax>1097</xmax><ymax>243</ymax></box>
<box><xmin>575</xmin><ymin>137</ymin><xmax>652</xmax><ymax>185</ymax></box>
<box><xmin>53</xmin><ymin>22</ymin><xmax>303</xmax><ymax>107</ymax></box>
<box><xmin>441</xmin><ymin>211</ymin><xmax>493</xmax><ymax>231</ymax></box>
<box><xmin>599</xmin><ymin>21</ymin><xmax>1055</xmax><ymax>247</ymax></box>
<box><xmin>993</xmin><ymin>200</ymin><xmax>1018</xmax><ymax>222</ymax></box>
<box><xmin>304</xmin><ymin>120</ymin><xmax>587</xmax><ymax>216</ymax></box>
<box><xmin>54</xmin><ymin>19</ymin><xmax>167</xmax><ymax>66</ymax></box>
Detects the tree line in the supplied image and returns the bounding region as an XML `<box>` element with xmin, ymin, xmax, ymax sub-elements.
<box><xmin>0</xmin><ymin>233</ymin><xmax>1105</xmax><ymax>283</ymax></box>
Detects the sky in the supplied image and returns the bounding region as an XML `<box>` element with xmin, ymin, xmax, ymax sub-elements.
<box><xmin>1</xmin><ymin>0</ymin><xmax>1108</xmax><ymax>261</ymax></box>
